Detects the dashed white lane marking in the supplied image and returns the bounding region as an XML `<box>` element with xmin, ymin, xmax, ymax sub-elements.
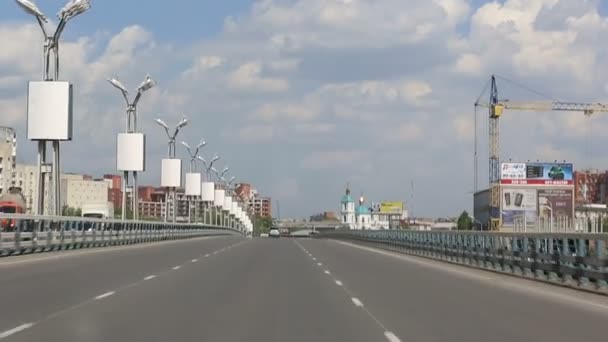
<box><xmin>324</xmin><ymin>270</ymin><xmax>331</xmax><ymax>275</ymax></box>
<box><xmin>384</xmin><ymin>331</ymin><xmax>401</xmax><ymax>342</ymax></box>
<box><xmin>192</xmin><ymin>259</ymin><xmax>198</xmax><ymax>263</ymax></box>
<box><xmin>205</xmin><ymin>254</ymin><xmax>210</xmax><ymax>257</ymax></box>
<box><xmin>312</xmin><ymin>257</ymin><xmax>317</xmax><ymax>261</ymax></box>
<box><xmin>213</xmin><ymin>251</ymin><xmax>218</xmax><ymax>255</ymax></box>
<box><xmin>0</xmin><ymin>323</ymin><xmax>34</xmax><ymax>339</ymax></box>
<box><xmin>172</xmin><ymin>266</ymin><xmax>181</xmax><ymax>270</ymax></box>
<box><xmin>144</xmin><ymin>275</ymin><xmax>156</xmax><ymax>281</ymax></box>
<box><xmin>335</xmin><ymin>280</ymin><xmax>343</xmax><ymax>286</ymax></box>
<box><xmin>351</xmin><ymin>297</ymin><xmax>364</xmax><ymax>307</ymax></box>
<box><xmin>94</xmin><ymin>291</ymin><xmax>115</xmax><ymax>300</ymax></box>
<box><xmin>317</xmin><ymin>262</ymin><xmax>323</xmax><ymax>266</ymax></box>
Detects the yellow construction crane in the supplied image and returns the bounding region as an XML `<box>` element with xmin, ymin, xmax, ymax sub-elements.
<box><xmin>476</xmin><ymin>75</ymin><xmax>608</xmax><ymax>230</ymax></box>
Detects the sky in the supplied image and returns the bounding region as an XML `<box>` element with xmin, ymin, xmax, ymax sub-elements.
<box><xmin>3</xmin><ymin>0</ymin><xmax>608</xmax><ymax>219</ymax></box>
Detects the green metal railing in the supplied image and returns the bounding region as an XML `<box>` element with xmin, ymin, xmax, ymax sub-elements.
<box><xmin>0</xmin><ymin>214</ymin><xmax>242</xmax><ymax>256</ymax></box>
<box><xmin>320</xmin><ymin>230</ymin><xmax>608</xmax><ymax>295</ymax></box>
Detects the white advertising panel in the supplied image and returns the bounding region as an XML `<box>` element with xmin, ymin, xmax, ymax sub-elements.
<box><xmin>201</xmin><ymin>182</ymin><xmax>215</xmax><ymax>202</ymax></box>
<box><xmin>500</xmin><ymin>163</ymin><xmax>526</xmax><ymax>180</ymax></box>
<box><xmin>161</xmin><ymin>159</ymin><xmax>181</xmax><ymax>187</ymax></box>
<box><xmin>501</xmin><ymin>188</ymin><xmax>537</xmax><ymax>227</ymax></box>
<box><xmin>27</xmin><ymin>81</ymin><xmax>73</xmax><ymax>141</ymax></box>
<box><xmin>117</xmin><ymin>133</ymin><xmax>145</xmax><ymax>171</ymax></box>
<box><xmin>185</xmin><ymin>173</ymin><xmax>202</xmax><ymax>196</ymax></box>
<box><xmin>214</xmin><ymin>189</ymin><xmax>225</xmax><ymax>207</ymax></box>
<box><xmin>224</xmin><ymin>196</ymin><xmax>232</xmax><ymax>212</ymax></box>
<box><xmin>231</xmin><ymin>202</ymin><xmax>238</xmax><ymax>215</ymax></box>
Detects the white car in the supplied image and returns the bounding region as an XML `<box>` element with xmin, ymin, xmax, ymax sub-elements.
<box><xmin>269</xmin><ymin>229</ymin><xmax>280</xmax><ymax>238</ymax></box>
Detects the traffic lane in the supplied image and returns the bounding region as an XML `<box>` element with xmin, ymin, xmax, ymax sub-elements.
<box><xmin>0</xmin><ymin>236</ymin><xmax>243</xmax><ymax>332</ymax></box>
<box><xmin>299</xmin><ymin>238</ymin><xmax>608</xmax><ymax>342</ymax></box>
<box><xmin>8</xmin><ymin>238</ymin><xmax>385</xmax><ymax>342</ymax></box>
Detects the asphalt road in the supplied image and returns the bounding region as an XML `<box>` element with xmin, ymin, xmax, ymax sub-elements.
<box><xmin>0</xmin><ymin>236</ymin><xmax>607</xmax><ymax>341</ymax></box>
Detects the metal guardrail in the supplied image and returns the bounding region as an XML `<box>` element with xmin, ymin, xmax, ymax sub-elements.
<box><xmin>320</xmin><ymin>230</ymin><xmax>608</xmax><ymax>295</ymax></box>
<box><xmin>0</xmin><ymin>214</ymin><xmax>242</xmax><ymax>256</ymax></box>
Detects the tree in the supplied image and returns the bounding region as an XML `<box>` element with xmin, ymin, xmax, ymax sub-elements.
<box><xmin>457</xmin><ymin>211</ymin><xmax>473</xmax><ymax>230</ymax></box>
<box><xmin>253</xmin><ymin>215</ymin><xmax>273</xmax><ymax>236</ymax></box>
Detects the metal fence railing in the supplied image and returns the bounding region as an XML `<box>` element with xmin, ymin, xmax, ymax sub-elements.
<box><xmin>0</xmin><ymin>214</ymin><xmax>242</xmax><ymax>256</ymax></box>
<box><xmin>320</xmin><ymin>230</ymin><xmax>608</xmax><ymax>295</ymax></box>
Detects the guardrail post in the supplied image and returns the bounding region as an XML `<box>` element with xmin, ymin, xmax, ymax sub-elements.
<box><xmin>596</xmin><ymin>239</ymin><xmax>608</xmax><ymax>293</ymax></box>
<box><xmin>14</xmin><ymin>219</ymin><xmax>22</xmax><ymax>254</ymax></box>
<box><xmin>577</xmin><ymin>238</ymin><xmax>592</xmax><ymax>289</ymax></box>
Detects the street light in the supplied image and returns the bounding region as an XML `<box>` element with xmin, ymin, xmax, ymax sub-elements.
<box><xmin>108</xmin><ymin>75</ymin><xmax>156</xmax><ymax>221</ymax></box>
<box><xmin>156</xmin><ymin>116</ymin><xmax>188</xmax><ymax>223</ymax></box>
<box><xmin>182</xmin><ymin>138</ymin><xmax>206</xmax><ymax>172</ymax></box>
<box><xmin>197</xmin><ymin>154</ymin><xmax>220</xmax><ymax>179</ymax></box>
<box><xmin>155</xmin><ymin>117</ymin><xmax>188</xmax><ymax>158</ymax></box>
<box><xmin>182</xmin><ymin>138</ymin><xmax>206</xmax><ymax>224</ymax></box>
<box><xmin>16</xmin><ymin>0</ymin><xmax>91</xmax><ymax>217</ymax></box>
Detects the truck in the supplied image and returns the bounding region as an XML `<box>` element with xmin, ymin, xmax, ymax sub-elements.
<box><xmin>0</xmin><ymin>187</ymin><xmax>26</xmax><ymax>231</ymax></box>
<box><xmin>81</xmin><ymin>202</ymin><xmax>114</xmax><ymax>220</ymax></box>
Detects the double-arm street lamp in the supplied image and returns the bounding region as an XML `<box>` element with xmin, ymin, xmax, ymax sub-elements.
<box><xmin>182</xmin><ymin>139</ymin><xmax>206</xmax><ymax>223</ymax></box>
<box><xmin>16</xmin><ymin>0</ymin><xmax>91</xmax><ymax>216</ymax></box>
<box><xmin>107</xmin><ymin>75</ymin><xmax>156</xmax><ymax>221</ymax></box>
<box><xmin>156</xmin><ymin>117</ymin><xmax>188</xmax><ymax>223</ymax></box>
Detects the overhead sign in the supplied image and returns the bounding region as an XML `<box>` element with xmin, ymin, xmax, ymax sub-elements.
<box><xmin>371</xmin><ymin>201</ymin><xmax>403</xmax><ymax>215</ymax></box>
<box><xmin>501</xmin><ymin>162</ymin><xmax>573</xmax><ymax>185</ymax></box>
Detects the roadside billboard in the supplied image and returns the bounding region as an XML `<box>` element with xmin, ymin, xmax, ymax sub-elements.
<box><xmin>500</xmin><ymin>163</ymin><xmax>526</xmax><ymax>180</ymax></box>
<box><xmin>501</xmin><ymin>188</ymin><xmax>537</xmax><ymax>227</ymax></box>
<box><xmin>537</xmin><ymin>189</ymin><xmax>574</xmax><ymax>222</ymax></box>
<box><xmin>501</xmin><ymin>162</ymin><xmax>573</xmax><ymax>185</ymax></box>
<box><xmin>371</xmin><ymin>201</ymin><xmax>403</xmax><ymax>215</ymax></box>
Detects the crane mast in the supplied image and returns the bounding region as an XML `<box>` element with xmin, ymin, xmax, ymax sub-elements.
<box><xmin>482</xmin><ymin>75</ymin><xmax>608</xmax><ymax>231</ymax></box>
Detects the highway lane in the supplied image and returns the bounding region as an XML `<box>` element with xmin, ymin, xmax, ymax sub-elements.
<box><xmin>2</xmin><ymin>237</ymin><xmax>607</xmax><ymax>341</ymax></box>
<box><xmin>4</xmin><ymin>238</ymin><xmax>384</xmax><ymax>342</ymax></box>
<box><xmin>297</xmin><ymin>238</ymin><xmax>608</xmax><ymax>342</ymax></box>
<box><xmin>0</xmin><ymin>235</ymin><xmax>243</xmax><ymax>334</ymax></box>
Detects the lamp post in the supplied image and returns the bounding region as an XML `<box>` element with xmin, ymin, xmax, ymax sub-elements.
<box><xmin>182</xmin><ymin>139</ymin><xmax>206</xmax><ymax>223</ymax></box>
<box><xmin>16</xmin><ymin>0</ymin><xmax>91</xmax><ymax>217</ymax></box>
<box><xmin>155</xmin><ymin>117</ymin><xmax>188</xmax><ymax>223</ymax></box>
<box><xmin>107</xmin><ymin>75</ymin><xmax>156</xmax><ymax>221</ymax></box>
<box><xmin>197</xmin><ymin>154</ymin><xmax>220</xmax><ymax>224</ymax></box>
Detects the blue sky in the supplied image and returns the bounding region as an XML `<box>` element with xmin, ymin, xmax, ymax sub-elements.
<box><xmin>3</xmin><ymin>0</ymin><xmax>608</xmax><ymax>219</ymax></box>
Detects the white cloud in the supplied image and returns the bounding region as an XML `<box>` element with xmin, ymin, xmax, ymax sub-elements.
<box><xmin>301</xmin><ymin>149</ymin><xmax>366</xmax><ymax>170</ymax></box>
<box><xmin>237</xmin><ymin>124</ymin><xmax>276</xmax><ymax>142</ymax></box>
<box><xmin>183</xmin><ymin>55</ymin><xmax>223</xmax><ymax>77</ymax></box>
<box><xmin>227</xmin><ymin>62</ymin><xmax>289</xmax><ymax>92</ymax></box>
<box><xmin>452</xmin><ymin>53</ymin><xmax>482</xmax><ymax>75</ymax></box>
<box><xmin>250</xmin><ymin>103</ymin><xmax>319</xmax><ymax>122</ymax></box>
<box><xmin>5</xmin><ymin>0</ymin><xmax>608</xmax><ymax>219</ymax></box>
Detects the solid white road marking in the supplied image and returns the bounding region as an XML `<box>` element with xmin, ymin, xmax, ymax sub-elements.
<box><xmin>324</xmin><ymin>270</ymin><xmax>331</xmax><ymax>275</ymax></box>
<box><xmin>384</xmin><ymin>331</ymin><xmax>401</xmax><ymax>342</ymax></box>
<box><xmin>192</xmin><ymin>259</ymin><xmax>198</xmax><ymax>263</ymax></box>
<box><xmin>351</xmin><ymin>297</ymin><xmax>364</xmax><ymax>307</ymax></box>
<box><xmin>335</xmin><ymin>280</ymin><xmax>343</xmax><ymax>286</ymax></box>
<box><xmin>94</xmin><ymin>291</ymin><xmax>115</xmax><ymax>300</ymax></box>
<box><xmin>0</xmin><ymin>323</ymin><xmax>34</xmax><ymax>339</ymax></box>
<box><xmin>144</xmin><ymin>275</ymin><xmax>156</xmax><ymax>280</ymax></box>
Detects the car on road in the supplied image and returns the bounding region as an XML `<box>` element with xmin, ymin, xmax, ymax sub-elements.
<box><xmin>269</xmin><ymin>228</ymin><xmax>280</xmax><ymax>238</ymax></box>
<box><xmin>260</xmin><ymin>233</ymin><xmax>269</xmax><ymax>238</ymax></box>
